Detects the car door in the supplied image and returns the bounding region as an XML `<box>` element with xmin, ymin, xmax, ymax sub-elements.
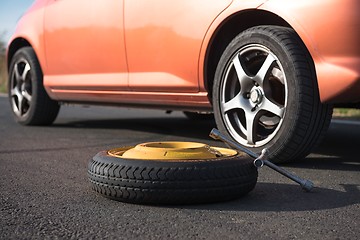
<box><xmin>43</xmin><ymin>0</ymin><xmax>127</xmax><ymax>90</ymax></box>
<box><xmin>124</xmin><ymin>0</ymin><xmax>232</xmax><ymax>93</ymax></box>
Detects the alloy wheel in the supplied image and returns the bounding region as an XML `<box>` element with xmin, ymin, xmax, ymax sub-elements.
<box><xmin>220</xmin><ymin>44</ymin><xmax>287</xmax><ymax>147</ymax></box>
<box><xmin>10</xmin><ymin>58</ymin><xmax>33</xmax><ymax>118</ymax></box>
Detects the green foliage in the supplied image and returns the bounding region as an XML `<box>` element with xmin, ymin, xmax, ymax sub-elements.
<box><xmin>333</xmin><ymin>108</ymin><xmax>360</xmax><ymax>118</ymax></box>
<box><xmin>0</xmin><ymin>33</ymin><xmax>5</xmax><ymax>54</ymax></box>
<box><xmin>0</xmin><ymin>33</ymin><xmax>7</xmax><ymax>93</ymax></box>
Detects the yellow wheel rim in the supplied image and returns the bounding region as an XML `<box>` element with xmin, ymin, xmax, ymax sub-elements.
<box><xmin>107</xmin><ymin>141</ymin><xmax>239</xmax><ymax>160</ymax></box>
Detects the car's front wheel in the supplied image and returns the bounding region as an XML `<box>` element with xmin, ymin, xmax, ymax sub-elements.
<box><xmin>213</xmin><ymin>26</ymin><xmax>332</xmax><ymax>163</ymax></box>
<box><xmin>8</xmin><ymin>47</ymin><xmax>60</xmax><ymax>125</ymax></box>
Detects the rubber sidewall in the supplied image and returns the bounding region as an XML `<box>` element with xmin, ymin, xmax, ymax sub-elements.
<box><xmin>8</xmin><ymin>47</ymin><xmax>60</xmax><ymax>125</ymax></box>
<box><xmin>213</xmin><ymin>26</ymin><xmax>331</xmax><ymax>162</ymax></box>
<box><xmin>88</xmin><ymin>151</ymin><xmax>258</xmax><ymax>204</ymax></box>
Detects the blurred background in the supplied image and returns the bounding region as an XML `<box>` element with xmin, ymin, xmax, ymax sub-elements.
<box><xmin>0</xmin><ymin>0</ymin><xmax>34</xmax><ymax>92</ymax></box>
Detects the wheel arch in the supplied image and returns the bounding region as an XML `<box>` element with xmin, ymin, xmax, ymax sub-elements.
<box><xmin>7</xmin><ymin>38</ymin><xmax>32</xmax><ymax>71</ymax></box>
<box><xmin>204</xmin><ymin>10</ymin><xmax>304</xmax><ymax>101</ymax></box>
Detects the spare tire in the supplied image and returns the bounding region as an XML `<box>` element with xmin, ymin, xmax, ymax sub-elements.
<box><xmin>88</xmin><ymin>142</ymin><xmax>257</xmax><ymax>204</ymax></box>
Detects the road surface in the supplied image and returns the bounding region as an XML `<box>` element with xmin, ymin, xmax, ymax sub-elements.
<box><xmin>0</xmin><ymin>96</ymin><xmax>359</xmax><ymax>239</ymax></box>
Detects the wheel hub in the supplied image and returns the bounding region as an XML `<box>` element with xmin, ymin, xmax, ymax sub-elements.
<box><xmin>249</xmin><ymin>88</ymin><xmax>263</xmax><ymax>104</ymax></box>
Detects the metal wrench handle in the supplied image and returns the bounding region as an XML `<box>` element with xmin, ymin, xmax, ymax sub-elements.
<box><xmin>255</xmin><ymin>149</ymin><xmax>314</xmax><ymax>192</ymax></box>
<box><xmin>209</xmin><ymin>129</ymin><xmax>258</xmax><ymax>158</ymax></box>
<box><xmin>209</xmin><ymin>128</ymin><xmax>314</xmax><ymax>192</ymax></box>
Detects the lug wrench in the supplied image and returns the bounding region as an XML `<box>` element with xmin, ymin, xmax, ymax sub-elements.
<box><xmin>209</xmin><ymin>128</ymin><xmax>314</xmax><ymax>192</ymax></box>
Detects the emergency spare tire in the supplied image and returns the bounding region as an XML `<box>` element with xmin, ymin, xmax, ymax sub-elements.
<box><xmin>88</xmin><ymin>142</ymin><xmax>257</xmax><ymax>204</ymax></box>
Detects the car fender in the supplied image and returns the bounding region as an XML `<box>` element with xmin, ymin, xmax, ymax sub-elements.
<box><xmin>198</xmin><ymin>0</ymin><xmax>268</xmax><ymax>92</ymax></box>
<box><xmin>7</xmin><ymin>0</ymin><xmax>48</xmax><ymax>75</ymax></box>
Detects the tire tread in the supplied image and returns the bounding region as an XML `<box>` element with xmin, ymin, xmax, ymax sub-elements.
<box><xmin>88</xmin><ymin>152</ymin><xmax>258</xmax><ymax>204</ymax></box>
<box><xmin>213</xmin><ymin>25</ymin><xmax>332</xmax><ymax>163</ymax></box>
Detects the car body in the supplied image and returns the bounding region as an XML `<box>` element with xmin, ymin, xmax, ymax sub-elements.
<box><xmin>7</xmin><ymin>0</ymin><xmax>360</xmax><ymax>162</ymax></box>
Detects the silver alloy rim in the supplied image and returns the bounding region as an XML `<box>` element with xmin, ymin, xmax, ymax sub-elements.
<box><xmin>10</xmin><ymin>58</ymin><xmax>33</xmax><ymax>117</ymax></box>
<box><xmin>220</xmin><ymin>44</ymin><xmax>287</xmax><ymax>147</ymax></box>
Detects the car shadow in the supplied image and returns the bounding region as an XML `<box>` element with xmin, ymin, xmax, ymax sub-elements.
<box><xmin>173</xmin><ymin>182</ymin><xmax>360</xmax><ymax>212</ymax></box>
<box><xmin>53</xmin><ymin>117</ymin><xmax>360</xmax><ymax>169</ymax></box>
<box><xmin>53</xmin><ymin>117</ymin><xmax>217</xmax><ymax>142</ymax></box>
<box><xmin>288</xmin><ymin>120</ymin><xmax>360</xmax><ymax>171</ymax></box>
<box><xmin>316</xmin><ymin>121</ymin><xmax>359</xmax><ymax>157</ymax></box>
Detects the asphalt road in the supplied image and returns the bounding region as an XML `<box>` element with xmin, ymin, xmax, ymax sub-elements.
<box><xmin>1</xmin><ymin>95</ymin><xmax>359</xmax><ymax>239</ymax></box>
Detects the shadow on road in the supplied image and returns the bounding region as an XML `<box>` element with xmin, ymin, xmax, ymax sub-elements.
<box><xmin>180</xmin><ymin>182</ymin><xmax>360</xmax><ymax>212</ymax></box>
<box><xmin>291</xmin><ymin>120</ymin><xmax>360</xmax><ymax>171</ymax></box>
<box><xmin>53</xmin><ymin>117</ymin><xmax>217</xmax><ymax>141</ymax></box>
<box><xmin>53</xmin><ymin>117</ymin><xmax>360</xmax><ymax>171</ymax></box>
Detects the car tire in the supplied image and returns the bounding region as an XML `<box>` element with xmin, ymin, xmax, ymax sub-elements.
<box><xmin>8</xmin><ymin>47</ymin><xmax>60</xmax><ymax>125</ymax></box>
<box><xmin>88</xmin><ymin>151</ymin><xmax>257</xmax><ymax>204</ymax></box>
<box><xmin>212</xmin><ymin>26</ymin><xmax>332</xmax><ymax>163</ymax></box>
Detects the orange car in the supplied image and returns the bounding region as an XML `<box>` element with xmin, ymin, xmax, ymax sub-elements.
<box><xmin>7</xmin><ymin>0</ymin><xmax>360</xmax><ymax>162</ymax></box>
